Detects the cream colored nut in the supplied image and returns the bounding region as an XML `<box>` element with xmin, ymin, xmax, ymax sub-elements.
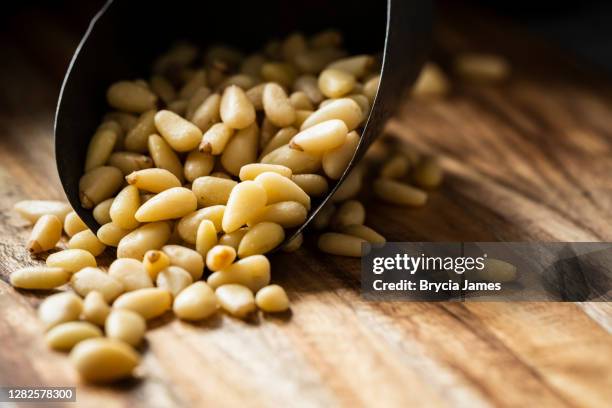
<box><xmin>318</xmin><ymin>232</ymin><xmax>366</xmax><ymax>257</ymax></box>
<box><xmin>289</xmin><ymin>91</ymin><xmax>314</xmax><ymax>110</ymax></box>
<box><xmin>45</xmin><ymin>321</ymin><xmax>102</xmax><ymax>351</ymax></box>
<box><xmin>113</xmin><ymin>287</ymin><xmax>172</xmax><ymax>320</ymax></box>
<box><xmin>259</xmin><ymin>127</ymin><xmax>298</xmax><ymax>158</ymax></box>
<box><xmin>373</xmin><ymin>178</ymin><xmax>427</xmax><ymax>206</ymax></box>
<box><xmin>82</xmin><ymin>291</ymin><xmax>110</xmax><ymax>327</ymax></box>
<box><xmin>79</xmin><ymin>166</ymin><xmax>123</xmax><ymax>208</ymax></box>
<box><xmin>347</xmin><ymin>94</ymin><xmax>370</xmax><ymax>123</ymax></box>
<box><xmin>108</xmin><ymin>258</ymin><xmax>153</xmax><ymax>292</ymax></box>
<box><xmin>293</xmin><ymin>75</ymin><xmax>324</xmax><ymax>104</ymax></box>
<box><xmin>110</xmin><ymin>186</ymin><xmax>140</xmax><ymax>229</ymax></box>
<box><xmin>192</xmin><ymin>176</ymin><xmax>237</xmax><ymax>207</ymax></box>
<box><xmin>150</xmin><ymin>75</ymin><xmax>176</xmax><ymax>104</ymax></box>
<box><xmin>412</xmin><ymin>63</ymin><xmax>449</xmax><ymax>98</ymax></box>
<box><xmin>222</xmin><ymin>181</ymin><xmax>267</xmax><ymax>233</ymax></box>
<box><xmin>260</xmin><ymin>62</ymin><xmax>297</xmax><ymax>88</ymax></box>
<box><xmin>322</xmin><ymin>130</ymin><xmax>359</xmax><ymax>180</ymax></box>
<box><xmin>259</xmin><ymin>117</ymin><xmax>279</xmax><ymax>149</ymax></box>
<box><xmin>153</xmin><ymin>43</ymin><xmax>198</xmax><ymax>73</ymax></box>
<box><xmin>70</xmin><ymin>338</ymin><xmax>140</xmax><ymax>383</ymax></box>
<box><xmin>68</xmin><ymin>229</ymin><xmax>107</xmax><ymax>257</ymax></box>
<box><xmin>300</xmin><ymin>98</ymin><xmax>362</xmax><ymax>131</ymax></box>
<box><xmin>291</xmin><ymin>174</ymin><xmax>329</xmax><ymax>197</ymax></box>
<box><xmin>331</xmin><ymin>166</ymin><xmax>363</xmax><ymax>202</ymax></box>
<box><xmin>454</xmin><ymin>54</ymin><xmax>510</xmax><ymax>82</ymax></box>
<box><xmin>247</xmin><ymin>201</ymin><xmax>307</xmax><ymax>228</ymax></box>
<box><xmin>192</xmin><ymin>93</ymin><xmax>221</xmax><ymax>132</ymax></box>
<box><xmin>154</xmin><ymin>110</ymin><xmax>202</xmax><ymax>152</ymax></box>
<box><xmin>105</xmin><ymin>309</ymin><xmax>146</xmax><ymax>347</ymax></box>
<box><xmin>260</xmin><ymin>144</ymin><xmax>321</xmax><ymax>174</ymax></box>
<box><xmin>161</xmin><ymin>245</ymin><xmax>204</xmax><ymax>280</ymax></box>
<box><xmin>135</xmin><ymin>187</ymin><xmax>197</xmax><ymax>222</ymax></box>
<box><xmin>218</xmin><ymin>74</ymin><xmax>257</xmax><ymax>92</ymax></box>
<box><xmin>173</xmin><ymin>281</ymin><xmax>219</xmax><ymax>321</ymax></box>
<box><xmin>125</xmin><ymin>110</ymin><xmax>157</xmax><ymax>153</ymax></box>
<box><xmin>412</xmin><ymin>157</ymin><xmax>443</xmax><ymax>189</ymax></box>
<box><xmin>10</xmin><ymin>266</ymin><xmax>70</xmax><ymax>290</ymax></box>
<box><xmin>156</xmin><ymin>266</ymin><xmax>193</xmax><ymax>297</ymax></box>
<box><xmin>207</xmin><ymin>255</ymin><xmax>270</xmax><ymax>292</ymax></box>
<box><xmin>220</xmin><ymin>122</ymin><xmax>258</xmax><ymax>176</ymax></box>
<box><xmin>71</xmin><ymin>267</ymin><xmax>124</xmax><ymax>302</ymax></box>
<box><xmin>327</xmin><ymin>55</ymin><xmax>375</xmax><ymax>78</ymax></box>
<box><xmin>97</xmin><ymin>222</ymin><xmax>132</xmax><ymax>247</ymax></box>
<box><xmin>179</xmin><ymin>69</ymin><xmax>207</xmax><ymax>99</ymax></box>
<box><xmin>148</xmin><ymin>134</ymin><xmax>184</xmax><ymax>182</ymax></box>
<box><xmin>254</xmin><ymin>172</ymin><xmax>310</xmax><ymax>210</ymax></box>
<box><xmin>177</xmin><ymin>205</ymin><xmax>225</xmax><ymax>243</ymax></box>
<box><xmin>331</xmin><ymin>200</ymin><xmax>366</xmax><ymax>230</ymax></box>
<box><xmin>206</xmin><ymin>245</ymin><xmax>237</xmax><ymax>272</ymax></box>
<box><xmin>198</xmin><ymin>122</ymin><xmax>234</xmax><ymax>155</ymax></box>
<box><xmin>363</xmin><ymin>74</ymin><xmax>380</xmax><ymax>103</ymax></box>
<box><xmin>184</xmin><ymin>151</ymin><xmax>214</xmax><ymax>182</ymax></box>
<box><xmin>126</xmin><ymin>168</ymin><xmax>181</xmax><ymax>193</ymax></box>
<box><xmin>312</xmin><ymin>203</ymin><xmax>335</xmax><ymax>230</ymax></box>
<box><xmin>117</xmin><ymin>221</ymin><xmax>172</xmax><ymax>260</ymax></box>
<box><xmin>84</xmin><ymin>127</ymin><xmax>118</xmax><ymax>171</ymax></box>
<box><xmin>46</xmin><ymin>249</ymin><xmax>97</xmax><ymax>273</ymax></box>
<box><xmin>293</xmin><ymin>110</ymin><xmax>313</xmax><ymax>129</ymax></box>
<box><xmin>93</xmin><ymin>198</ymin><xmax>114</xmax><ymax>225</ymax></box>
<box><xmin>37</xmin><ymin>292</ymin><xmax>83</xmax><ymax>330</ymax></box>
<box><xmin>215</xmin><ymin>284</ymin><xmax>256</xmax><ymax>318</ymax></box>
<box><xmin>319</xmin><ymin>69</ymin><xmax>355</xmax><ymax>98</ymax></box>
<box><xmin>293</xmin><ymin>48</ymin><xmax>345</xmax><ymax>75</ymax></box>
<box><xmin>104</xmin><ymin>111</ymin><xmax>138</xmax><ymax>133</ymax></box>
<box><xmin>341</xmin><ymin>224</ymin><xmax>385</xmax><ymax>244</ymax></box>
<box><xmin>220</xmin><ymin>85</ymin><xmax>256</xmax><ymax>129</ymax></box>
<box><xmin>245</xmin><ymin>83</ymin><xmax>265</xmax><ymax>110</ymax></box>
<box><xmin>263</xmin><ymin>83</ymin><xmax>296</xmax><ymax>127</ymax></box>
<box><xmin>28</xmin><ymin>214</ymin><xmax>62</xmax><ymax>253</ymax></box>
<box><xmin>310</xmin><ymin>29</ymin><xmax>343</xmax><ymax>48</ymax></box>
<box><xmin>185</xmin><ymin>86</ymin><xmax>212</xmax><ymax>120</ymax></box>
<box><xmin>282</xmin><ymin>232</ymin><xmax>303</xmax><ymax>252</ymax></box>
<box><xmin>107</xmin><ymin>80</ymin><xmax>157</xmax><ymax>113</ymax></box>
<box><xmin>380</xmin><ymin>155</ymin><xmax>410</xmax><ymax>179</ymax></box>
<box><xmin>239</xmin><ymin>163</ymin><xmax>292</xmax><ymax>181</ymax></box>
<box><xmin>64</xmin><ymin>211</ymin><xmax>88</xmax><ymax>237</ymax></box>
<box><xmin>13</xmin><ymin>200</ymin><xmax>71</xmax><ymax>224</ymax></box>
<box><xmin>218</xmin><ymin>228</ymin><xmax>249</xmax><ymax>251</ymax></box>
<box><xmin>477</xmin><ymin>259</ymin><xmax>517</xmax><ymax>283</ymax></box>
<box><xmin>255</xmin><ymin>284</ymin><xmax>290</xmax><ymax>312</ymax></box>
<box><xmin>290</xmin><ymin>119</ymin><xmax>348</xmax><ymax>154</ymax></box>
<box><xmin>238</xmin><ymin>222</ymin><xmax>284</xmax><ymax>258</ymax></box>
<box><xmin>143</xmin><ymin>249</ymin><xmax>170</xmax><ymax>280</ymax></box>
<box><xmin>196</xmin><ymin>219</ymin><xmax>218</xmax><ymax>257</ymax></box>
<box><xmin>210</xmin><ymin>172</ymin><xmax>233</xmax><ymax>179</ymax></box>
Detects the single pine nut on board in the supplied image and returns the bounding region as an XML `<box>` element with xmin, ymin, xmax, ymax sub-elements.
<box><xmin>64</xmin><ymin>211</ymin><xmax>88</xmax><ymax>237</ymax></box>
<box><xmin>373</xmin><ymin>178</ymin><xmax>428</xmax><ymax>206</ymax></box>
<box><xmin>10</xmin><ymin>266</ymin><xmax>70</xmax><ymax>290</ymax></box>
<box><xmin>113</xmin><ymin>288</ymin><xmax>172</xmax><ymax>320</ymax></box>
<box><xmin>38</xmin><ymin>292</ymin><xmax>83</xmax><ymax>330</ymax></box>
<box><xmin>173</xmin><ymin>281</ymin><xmax>219</xmax><ymax>321</ymax></box>
<box><xmin>70</xmin><ymin>338</ymin><xmax>140</xmax><ymax>383</ymax></box>
<box><xmin>215</xmin><ymin>284</ymin><xmax>256</xmax><ymax>319</ymax></box>
<box><xmin>82</xmin><ymin>291</ymin><xmax>111</xmax><ymax>327</ymax></box>
<box><xmin>255</xmin><ymin>285</ymin><xmax>290</xmax><ymax>313</ymax></box>
<box><xmin>318</xmin><ymin>232</ymin><xmax>366</xmax><ymax>257</ymax></box>
<box><xmin>46</xmin><ymin>249</ymin><xmax>97</xmax><ymax>273</ymax></box>
<box><xmin>105</xmin><ymin>309</ymin><xmax>146</xmax><ymax>347</ymax></box>
<box><xmin>27</xmin><ymin>214</ymin><xmax>62</xmax><ymax>253</ymax></box>
<box><xmin>71</xmin><ymin>267</ymin><xmax>124</xmax><ymax>303</ymax></box>
<box><xmin>45</xmin><ymin>321</ymin><xmax>103</xmax><ymax>351</ymax></box>
<box><xmin>13</xmin><ymin>200</ymin><xmax>72</xmax><ymax>224</ymax></box>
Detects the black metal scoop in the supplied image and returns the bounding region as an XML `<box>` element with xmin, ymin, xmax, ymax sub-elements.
<box><xmin>55</xmin><ymin>0</ymin><xmax>432</xmax><ymax>240</ymax></box>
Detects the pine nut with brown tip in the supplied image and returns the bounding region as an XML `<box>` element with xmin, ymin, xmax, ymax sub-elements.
<box><xmin>143</xmin><ymin>250</ymin><xmax>170</xmax><ymax>280</ymax></box>
<box><xmin>126</xmin><ymin>168</ymin><xmax>181</xmax><ymax>193</ymax></box>
<box><xmin>28</xmin><ymin>214</ymin><xmax>62</xmax><ymax>253</ymax></box>
<box><xmin>79</xmin><ymin>166</ymin><xmax>123</xmax><ymax>208</ymax></box>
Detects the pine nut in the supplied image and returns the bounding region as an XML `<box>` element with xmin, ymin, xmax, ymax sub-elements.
<box><xmin>206</xmin><ymin>245</ymin><xmax>236</xmax><ymax>271</ymax></box>
<box><xmin>455</xmin><ymin>54</ymin><xmax>510</xmax><ymax>82</ymax></box>
<box><xmin>143</xmin><ymin>250</ymin><xmax>170</xmax><ymax>280</ymax></box>
<box><xmin>318</xmin><ymin>69</ymin><xmax>355</xmax><ymax>98</ymax></box>
<box><xmin>107</xmin><ymin>81</ymin><xmax>157</xmax><ymax>113</ymax></box>
<box><xmin>179</xmin><ymin>69</ymin><xmax>207</xmax><ymax>99</ymax></box>
<box><xmin>246</xmin><ymin>83</ymin><xmax>265</xmax><ymax>110</ymax></box>
<box><xmin>126</xmin><ymin>168</ymin><xmax>181</xmax><ymax>193</ymax></box>
<box><xmin>331</xmin><ymin>200</ymin><xmax>365</xmax><ymax>230</ymax></box>
<box><xmin>177</xmin><ymin>205</ymin><xmax>225</xmax><ymax>243</ymax></box>
<box><xmin>220</xmin><ymin>85</ymin><xmax>256</xmax><ymax>129</ymax></box>
<box><xmin>97</xmin><ymin>222</ymin><xmax>132</xmax><ymax>247</ymax></box>
<box><xmin>281</xmin><ymin>32</ymin><xmax>307</xmax><ymax>61</ymax></box>
<box><xmin>46</xmin><ymin>249</ymin><xmax>97</xmax><ymax>273</ymax></box>
<box><xmin>260</xmin><ymin>144</ymin><xmax>321</xmax><ymax>174</ymax></box>
<box><xmin>238</xmin><ymin>222</ymin><xmax>284</xmax><ymax>257</ymax></box>
<box><xmin>412</xmin><ymin>157</ymin><xmax>443</xmax><ymax>189</ymax></box>
<box><xmin>109</xmin><ymin>185</ymin><xmax>141</xmax><ymax>229</ymax></box>
<box><xmin>477</xmin><ymin>259</ymin><xmax>517</xmax><ymax>283</ymax></box>
<box><xmin>247</xmin><ymin>201</ymin><xmax>307</xmax><ymax>228</ymax></box>
<box><xmin>373</xmin><ymin>178</ymin><xmax>427</xmax><ymax>206</ymax></box>
<box><xmin>196</xmin><ymin>219</ymin><xmax>218</xmax><ymax>257</ymax></box>
<box><xmin>108</xmin><ymin>152</ymin><xmax>153</xmax><ymax>175</ymax></box>
<box><xmin>261</xmin><ymin>62</ymin><xmax>296</xmax><ymax>88</ymax></box>
<box><xmin>156</xmin><ymin>266</ymin><xmax>193</xmax><ymax>297</ymax></box>
<box><xmin>259</xmin><ymin>116</ymin><xmax>279</xmax><ymax>149</ymax></box>
<box><xmin>363</xmin><ymin>75</ymin><xmax>380</xmax><ymax>103</ymax></box>
<box><xmin>192</xmin><ymin>176</ymin><xmax>237</xmax><ymax>207</ymax></box>
<box><xmin>318</xmin><ymin>232</ymin><xmax>365</xmax><ymax>257</ymax></box>
<box><xmin>184</xmin><ymin>151</ymin><xmax>214</xmax><ymax>182</ymax></box>
<box><xmin>254</xmin><ymin>172</ymin><xmax>311</xmax><ymax>210</ymax></box>
<box><xmin>79</xmin><ymin>166</ymin><xmax>123</xmax><ymax>208</ymax></box>
<box><xmin>173</xmin><ymin>281</ymin><xmax>219</xmax><ymax>321</ymax></box>
<box><xmin>71</xmin><ymin>267</ymin><xmax>124</xmax><ymax>302</ymax></box>
<box><xmin>260</xmin><ymin>127</ymin><xmax>298</xmax><ymax>158</ymax></box>
<box><xmin>45</xmin><ymin>321</ymin><xmax>102</xmax><ymax>351</ymax></box>
<box><xmin>293</xmin><ymin>48</ymin><xmax>345</xmax><ymax>75</ymax></box>
<box><xmin>148</xmin><ymin>134</ymin><xmax>184</xmax><ymax>182</ymax></box>
<box><xmin>239</xmin><ymin>163</ymin><xmax>292</xmax><ymax>181</ymax></box>
<box><xmin>412</xmin><ymin>63</ymin><xmax>449</xmax><ymax>98</ymax></box>
<box><xmin>13</xmin><ymin>200</ymin><xmax>71</xmax><ymax>224</ymax></box>
<box><xmin>150</xmin><ymin>75</ymin><xmax>176</xmax><ymax>104</ymax></box>
<box><xmin>263</xmin><ymin>83</ymin><xmax>296</xmax><ymax>127</ymax></box>
<box><xmin>36</xmin><ymin>292</ymin><xmax>83</xmax><ymax>330</ymax></box>
<box><xmin>28</xmin><ymin>214</ymin><xmax>62</xmax><ymax>253</ymax></box>
<box><xmin>199</xmin><ymin>123</ymin><xmax>235</xmax><ymax>155</ymax></box>
<box><xmin>104</xmin><ymin>112</ymin><xmax>138</xmax><ymax>133</ymax></box>
<box><xmin>207</xmin><ymin>255</ymin><xmax>270</xmax><ymax>292</ymax></box>
<box><xmin>282</xmin><ymin>233</ymin><xmax>303</xmax><ymax>252</ymax></box>
<box><xmin>310</xmin><ymin>29</ymin><xmax>343</xmax><ymax>49</ymax></box>
<box><xmin>219</xmin><ymin>74</ymin><xmax>258</xmax><ymax>92</ymax></box>
<box><xmin>68</xmin><ymin>229</ymin><xmax>107</xmax><ymax>256</ymax></box>
<box><xmin>84</xmin><ymin>127</ymin><xmax>118</xmax><ymax>171</ymax></box>
<box><xmin>124</xmin><ymin>110</ymin><xmax>157</xmax><ymax>153</ymax></box>
<box><xmin>293</xmin><ymin>110</ymin><xmax>313</xmax><ymax>128</ymax></box>
<box><xmin>191</xmin><ymin>93</ymin><xmax>221</xmax><ymax>132</ymax></box>
<box><xmin>185</xmin><ymin>86</ymin><xmax>212</xmax><ymax>120</ymax></box>
<box><xmin>82</xmin><ymin>291</ymin><xmax>110</xmax><ymax>327</ymax></box>
<box><xmin>380</xmin><ymin>155</ymin><xmax>410</xmax><ymax>179</ymax></box>
<box><xmin>161</xmin><ymin>245</ymin><xmax>204</xmax><ymax>280</ymax></box>
<box><xmin>241</xmin><ymin>53</ymin><xmax>266</xmax><ymax>77</ymax></box>
<box><xmin>222</xmin><ymin>181</ymin><xmax>267</xmax><ymax>233</ymax></box>
<box><xmin>70</xmin><ymin>338</ymin><xmax>140</xmax><ymax>383</ymax></box>
<box><xmin>218</xmin><ymin>228</ymin><xmax>249</xmax><ymax>250</ymax></box>
<box><xmin>215</xmin><ymin>284</ymin><xmax>256</xmax><ymax>318</ymax></box>
<box><xmin>341</xmin><ymin>224</ymin><xmax>386</xmax><ymax>244</ymax></box>
<box><xmin>289</xmin><ymin>91</ymin><xmax>314</xmax><ymax>110</ymax></box>
<box><xmin>117</xmin><ymin>221</ymin><xmax>172</xmax><ymax>260</ymax></box>
<box><xmin>105</xmin><ymin>309</ymin><xmax>146</xmax><ymax>347</ymax></box>
<box><xmin>135</xmin><ymin>187</ymin><xmax>197</xmax><ymax>222</ymax></box>
<box><xmin>322</xmin><ymin>130</ymin><xmax>359</xmax><ymax>180</ymax></box>
<box><xmin>113</xmin><ymin>288</ymin><xmax>172</xmax><ymax>320</ymax></box>
<box><xmin>293</xmin><ymin>75</ymin><xmax>324</xmax><ymax>104</ymax></box>
<box><xmin>108</xmin><ymin>258</ymin><xmax>153</xmax><ymax>292</ymax></box>
<box><xmin>327</xmin><ymin>55</ymin><xmax>375</xmax><ymax>78</ymax></box>
<box><xmin>312</xmin><ymin>203</ymin><xmax>335</xmax><ymax>230</ymax></box>
<box><xmin>93</xmin><ymin>198</ymin><xmax>114</xmax><ymax>225</ymax></box>
<box><xmin>10</xmin><ymin>266</ymin><xmax>70</xmax><ymax>290</ymax></box>
<box><xmin>291</xmin><ymin>174</ymin><xmax>329</xmax><ymax>197</ymax></box>
<box><xmin>153</xmin><ymin>110</ymin><xmax>202</xmax><ymax>152</ymax></box>
<box><xmin>290</xmin><ymin>119</ymin><xmax>348</xmax><ymax>154</ymax></box>
<box><xmin>220</xmin><ymin>122</ymin><xmax>259</xmax><ymax>176</ymax></box>
<box><xmin>255</xmin><ymin>284</ymin><xmax>290</xmax><ymax>313</ymax></box>
<box><xmin>331</xmin><ymin>166</ymin><xmax>363</xmax><ymax>202</ymax></box>
<box><xmin>300</xmin><ymin>98</ymin><xmax>362</xmax><ymax>131</ymax></box>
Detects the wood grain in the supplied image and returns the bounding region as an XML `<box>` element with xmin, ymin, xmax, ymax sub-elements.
<box><xmin>0</xmin><ymin>4</ymin><xmax>611</xmax><ymax>407</ymax></box>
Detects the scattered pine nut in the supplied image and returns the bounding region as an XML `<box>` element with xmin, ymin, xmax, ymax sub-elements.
<box><xmin>255</xmin><ymin>285</ymin><xmax>290</xmax><ymax>313</ymax></box>
<box><xmin>28</xmin><ymin>214</ymin><xmax>62</xmax><ymax>253</ymax></box>
<box><xmin>373</xmin><ymin>178</ymin><xmax>428</xmax><ymax>206</ymax></box>
<box><xmin>173</xmin><ymin>281</ymin><xmax>219</xmax><ymax>321</ymax></box>
<box><xmin>215</xmin><ymin>284</ymin><xmax>256</xmax><ymax>318</ymax></box>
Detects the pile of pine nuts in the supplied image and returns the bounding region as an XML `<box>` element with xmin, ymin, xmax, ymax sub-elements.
<box><xmin>10</xmin><ymin>30</ymin><xmax>443</xmax><ymax>383</ymax></box>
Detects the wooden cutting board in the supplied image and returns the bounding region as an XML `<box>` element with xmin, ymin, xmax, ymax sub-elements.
<box><xmin>0</xmin><ymin>4</ymin><xmax>610</xmax><ymax>407</ymax></box>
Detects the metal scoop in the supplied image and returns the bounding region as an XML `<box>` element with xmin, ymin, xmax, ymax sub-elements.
<box><xmin>55</xmin><ymin>0</ymin><xmax>432</xmax><ymax>240</ymax></box>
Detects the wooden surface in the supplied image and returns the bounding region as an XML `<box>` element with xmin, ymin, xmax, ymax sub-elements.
<box><xmin>1</xmin><ymin>4</ymin><xmax>612</xmax><ymax>407</ymax></box>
